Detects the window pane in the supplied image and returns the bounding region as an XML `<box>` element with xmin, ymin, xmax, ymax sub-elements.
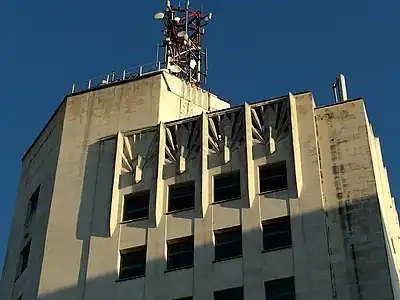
<box><xmin>123</xmin><ymin>190</ymin><xmax>150</xmax><ymax>221</ymax></box>
<box><xmin>119</xmin><ymin>246</ymin><xmax>146</xmax><ymax>279</ymax></box>
<box><xmin>214</xmin><ymin>226</ymin><xmax>242</xmax><ymax>261</ymax></box>
<box><xmin>17</xmin><ymin>241</ymin><xmax>31</xmax><ymax>277</ymax></box>
<box><xmin>263</xmin><ymin>217</ymin><xmax>292</xmax><ymax>251</ymax></box>
<box><xmin>265</xmin><ymin>277</ymin><xmax>295</xmax><ymax>300</ymax></box>
<box><xmin>168</xmin><ymin>182</ymin><xmax>195</xmax><ymax>212</ymax></box>
<box><xmin>214</xmin><ymin>171</ymin><xmax>241</xmax><ymax>202</ymax></box>
<box><xmin>167</xmin><ymin>236</ymin><xmax>194</xmax><ymax>270</ymax></box>
<box><xmin>259</xmin><ymin>162</ymin><xmax>288</xmax><ymax>193</ymax></box>
<box><xmin>21</xmin><ymin>242</ymin><xmax>31</xmax><ymax>272</ymax></box>
<box><xmin>25</xmin><ymin>187</ymin><xmax>40</xmax><ymax>227</ymax></box>
<box><xmin>214</xmin><ymin>286</ymin><xmax>243</xmax><ymax>300</ymax></box>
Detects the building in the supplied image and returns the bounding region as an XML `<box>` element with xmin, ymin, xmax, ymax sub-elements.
<box><xmin>0</xmin><ymin>68</ymin><xmax>399</xmax><ymax>300</ymax></box>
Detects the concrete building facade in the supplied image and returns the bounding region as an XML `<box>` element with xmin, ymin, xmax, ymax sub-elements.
<box><xmin>1</xmin><ymin>70</ymin><xmax>399</xmax><ymax>300</ymax></box>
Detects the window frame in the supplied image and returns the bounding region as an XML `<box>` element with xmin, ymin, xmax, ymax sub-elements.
<box><xmin>119</xmin><ymin>245</ymin><xmax>147</xmax><ymax>280</ymax></box>
<box><xmin>214</xmin><ymin>226</ymin><xmax>243</xmax><ymax>262</ymax></box>
<box><xmin>258</xmin><ymin>162</ymin><xmax>288</xmax><ymax>194</ymax></box>
<box><xmin>122</xmin><ymin>190</ymin><xmax>151</xmax><ymax>222</ymax></box>
<box><xmin>265</xmin><ymin>276</ymin><xmax>296</xmax><ymax>300</ymax></box>
<box><xmin>213</xmin><ymin>171</ymin><xmax>241</xmax><ymax>203</ymax></box>
<box><xmin>168</xmin><ymin>181</ymin><xmax>195</xmax><ymax>213</ymax></box>
<box><xmin>166</xmin><ymin>236</ymin><xmax>194</xmax><ymax>271</ymax></box>
<box><xmin>214</xmin><ymin>286</ymin><xmax>244</xmax><ymax>300</ymax></box>
<box><xmin>262</xmin><ymin>216</ymin><xmax>292</xmax><ymax>252</ymax></box>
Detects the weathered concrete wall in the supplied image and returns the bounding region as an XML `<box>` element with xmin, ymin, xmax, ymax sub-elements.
<box><xmin>158</xmin><ymin>72</ymin><xmax>229</xmax><ymax>123</ymax></box>
<box><xmin>289</xmin><ymin>93</ymin><xmax>333</xmax><ymax>300</ymax></box>
<box><xmin>367</xmin><ymin>126</ymin><xmax>400</xmax><ymax>298</ymax></box>
<box><xmin>2</xmin><ymin>75</ymin><xmax>398</xmax><ymax>300</ymax></box>
<box><xmin>0</xmin><ymin>103</ymin><xmax>66</xmax><ymax>300</ymax></box>
<box><xmin>35</xmin><ymin>73</ymin><xmax>229</xmax><ymax>300</ymax></box>
<box><xmin>316</xmin><ymin>100</ymin><xmax>394</xmax><ymax>300</ymax></box>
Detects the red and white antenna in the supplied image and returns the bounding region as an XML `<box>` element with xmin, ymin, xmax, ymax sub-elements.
<box><xmin>154</xmin><ymin>0</ymin><xmax>212</xmax><ymax>86</ymax></box>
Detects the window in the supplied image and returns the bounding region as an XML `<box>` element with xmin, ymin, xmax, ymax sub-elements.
<box><xmin>262</xmin><ymin>216</ymin><xmax>292</xmax><ymax>252</ymax></box>
<box><xmin>214</xmin><ymin>171</ymin><xmax>241</xmax><ymax>203</ymax></box>
<box><xmin>214</xmin><ymin>226</ymin><xmax>242</xmax><ymax>261</ymax></box>
<box><xmin>119</xmin><ymin>246</ymin><xmax>147</xmax><ymax>280</ymax></box>
<box><xmin>17</xmin><ymin>241</ymin><xmax>31</xmax><ymax>277</ymax></box>
<box><xmin>214</xmin><ymin>286</ymin><xmax>243</xmax><ymax>300</ymax></box>
<box><xmin>265</xmin><ymin>277</ymin><xmax>295</xmax><ymax>300</ymax></box>
<box><xmin>168</xmin><ymin>182</ymin><xmax>195</xmax><ymax>212</ymax></box>
<box><xmin>167</xmin><ymin>236</ymin><xmax>194</xmax><ymax>270</ymax></box>
<box><xmin>259</xmin><ymin>162</ymin><xmax>287</xmax><ymax>193</ymax></box>
<box><xmin>122</xmin><ymin>190</ymin><xmax>150</xmax><ymax>222</ymax></box>
<box><xmin>25</xmin><ymin>187</ymin><xmax>40</xmax><ymax>227</ymax></box>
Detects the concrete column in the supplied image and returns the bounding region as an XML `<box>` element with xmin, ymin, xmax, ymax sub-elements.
<box><xmin>193</xmin><ymin>112</ymin><xmax>214</xmax><ymax>299</ymax></box>
<box><xmin>242</xmin><ymin>103</ymin><xmax>264</xmax><ymax>299</ymax></box>
<box><xmin>110</xmin><ymin>132</ymin><xmax>124</xmax><ymax>236</ymax></box>
<box><xmin>145</xmin><ymin>122</ymin><xmax>167</xmax><ymax>299</ymax></box>
<box><xmin>289</xmin><ymin>93</ymin><xmax>333</xmax><ymax>300</ymax></box>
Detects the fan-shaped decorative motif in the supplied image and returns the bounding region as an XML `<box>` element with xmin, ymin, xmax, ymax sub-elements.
<box><xmin>251</xmin><ymin>100</ymin><xmax>290</xmax><ymax>155</ymax></box>
<box><xmin>208</xmin><ymin>109</ymin><xmax>244</xmax><ymax>163</ymax></box>
<box><xmin>165</xmin><ymin>119</ymin><xmax>201</xmax><ymax>174</ymax></box>
<box><xmin>121</xmin><ymin>130</ymin><xmax>158</xmax><ymax>183</ymax></box>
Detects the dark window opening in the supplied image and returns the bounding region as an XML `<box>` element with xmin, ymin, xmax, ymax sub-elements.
<box><xmin>167</xmin><ymin>236</ymin><xmax>194</xmax><ymax>270</ymax></box>
<box><xmin>119</xmin><ymin>246</ymin><xmax>147</xmax><ymax>280</ymax></box>
<box><xmin>214</xmin><ymin>171</ymin><xmax>241</xmax><ymax>203</ymax></box>
<box><xmin>214</xmin><ymin>226</ymin><xmax>242</xmax><ymax>261</ymax></box>
<box><xmin>17</xmin><ymin>241</ymin><xmax>31</xmax><ymax>277</ymax></box>
<box><xmin>263</xmin><ymin>216</ymin><xmax>292</xmax><ymax>252</ymax></box>
<box><xmin>122</xmin><ymin>190</ymin><xmax>150</xmax><ymax>222</ymax></box>
<box><xmin>265</xmin><ymin>277</ymin><xmax>296</xmax><ymax>300</ymax></box>
<box><xmin>168</xmin><ymin>182</ymin><xmax>195</xmax><ymax>212</ymax></box>
<box><xmin>214</xmin><ymin>286</ymin><xmax>244</xmax><ymax>300</ymax></box>
<box><xmin>25</xmin><ymin>187</ymin><xmax>40</xmax><ymax>227</ymax></box>
<box><xmin>259</xmin><ymin>162</ymin><xmax>288</xmax><ymax>194</ymax></box>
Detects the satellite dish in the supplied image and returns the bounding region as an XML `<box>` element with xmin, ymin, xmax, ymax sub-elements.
<box><xmin>154</xmin><ymin>12</ymin><xmax>165</xmax><ymax>20</ymax></box>
<box><xmin>174</xmin><ymin>17</ymin><xmax>181</xmax><ymax>22</ymax></box>
<box><xmin>177</xmin><ymin>31</ymin><xmax>189</xmax><ymax>40</ymax></box>
<box><xmin>190</xmin><ymin>60</ymin><xmax>197</xmax><ymax>69</ymax></box>
<box><xmin>168</xmin><ymin>64</ymin><xmax>182</xmax><ymax>73</ymax></box>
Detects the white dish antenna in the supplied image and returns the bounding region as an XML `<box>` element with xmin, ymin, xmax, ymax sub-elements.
<box><xmin>174</xmin><ymin>17</ymin><xmax>181</xmax><ymax>22</ymax></box>
<box><xmin>154</xmin><ymin>12</ymin><xmax>165</xmax><ymax>20</ymax></box>
<box><xmin>190</xmin><ymin>59</ymin><xmax>197</xmax><ymax>69</ymax></box>
<box><xmin>177</xmin><ymin>31</ymin><xmax>189</xmax><ymax>40</ymax></box>
<box><xmin>168</xmin><ymin>64</ymin><xmax>182</xmax><ymax>73</ymax></box>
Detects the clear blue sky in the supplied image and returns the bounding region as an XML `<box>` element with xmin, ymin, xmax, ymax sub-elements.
<box><xmin>1</xmin><ymin>0</ymin><xmax>399</xmax><ymax>271</ymax></box>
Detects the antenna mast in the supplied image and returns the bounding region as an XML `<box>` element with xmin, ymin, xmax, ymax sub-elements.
<box><xmin>154</xmin><ymin>0</ymin><xmax>212</xmax><ymax>86</ymax></box>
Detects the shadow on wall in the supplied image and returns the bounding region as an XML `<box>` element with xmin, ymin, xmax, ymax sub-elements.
<box><xmin>34</xmin><ymin>139</ymin><xmax>396</xmax><ymax>300</ymax></box>
<box><xmin>36</xmin><ymin>197</ymin><xmax>396</xmax><ymax>299</ymax></box>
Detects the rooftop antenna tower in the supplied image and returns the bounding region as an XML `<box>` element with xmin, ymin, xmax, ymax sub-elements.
<box><xmin>154</xmin><ymin>0</ymin><xmax>212</xmax><ymax>86</ymax></box>
<box><xmin>332</xmin><ymin>74</ymin><xmax>349</xmax><ymax>103</ymax></box>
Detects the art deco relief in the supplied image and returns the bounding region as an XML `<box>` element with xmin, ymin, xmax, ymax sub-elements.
<box><xmin>251</xmin><ymin>99</ymin><xmax>290</xmax><ymax>155</ymax></box>
<box><xmin>208</xmin><ymin>109</ymin><xmax>244</xmax><ymax>163</ymax></box>
<box><xmin>165</xmin><ymin>118</ymin><xmax>201</xmax><ymax>174</ymax></box>
<box><xmin>121</xmin><ymin>130</ymin><xmax>159</xmax><ymax>183</ymax></box>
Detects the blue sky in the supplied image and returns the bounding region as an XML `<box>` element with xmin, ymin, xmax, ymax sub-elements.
<box><xmin>0</xmin><ymin>0</ymin><xmax>399</xmax><ymax>271</ymax></box>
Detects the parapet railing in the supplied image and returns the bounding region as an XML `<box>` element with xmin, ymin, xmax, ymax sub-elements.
<box><xmin>69</xmin><ymin>61</ymin><xmax>166</xmax><ymax>94</ymax></box>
